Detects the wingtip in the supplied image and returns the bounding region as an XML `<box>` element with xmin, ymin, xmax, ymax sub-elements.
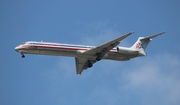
<box><xmin>161</xmin><ymin>32</ymin><xmax>165</xmax><ymax>34</ymax></box>
<box><xmin>157</xmin><ymin>32</ymin><xmax>165</xmax><ymax>36</ymax></box>
<box><xmin>77</xmin><ymin>73</ymin><xmax>81</xmax><ymax>75</ymax></box>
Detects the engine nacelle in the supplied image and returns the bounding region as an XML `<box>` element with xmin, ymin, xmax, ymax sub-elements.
<box><xmin>117</xmin><ymin>47</ymin><xmax>138</xmax><ymax>55</ymax></box>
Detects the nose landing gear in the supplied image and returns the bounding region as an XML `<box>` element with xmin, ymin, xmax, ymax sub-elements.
<box><xmin>21</xmin><ymin>53</ymin><xmax>25</xmax><ymax>58</ymax></box>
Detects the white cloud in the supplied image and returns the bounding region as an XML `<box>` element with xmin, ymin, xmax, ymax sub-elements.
<box><xmin>89</xmin><ymin>87</ymin><xmax>118</xmax><ymax>105</ymax></box>
<box><xmin>44</xmin><ymin>22</ymin><xmax>180</xmax><ymax>105</ymax></box>
<box><xmin>119</xmin><ymin>53</ymin><xmax>180</xmax><ymax>105</ymax></box>
<box><xmin>76</xmin><ymin>21</ymin><xmax>131</xmax><ymax>47</ymax></box>
<box><xmin>46</xmin><ymin>57</ymin><xmax>76</xmax><ymax>81</ymax></box>
<box><xmin>85</xmin><ymin>53</ymin><xmax>180</xmax><ymax>105</ymax></box>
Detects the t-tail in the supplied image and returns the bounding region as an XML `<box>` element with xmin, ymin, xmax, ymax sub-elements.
<box><xmin>131</xmin><ymin>32</ymin><xmax>165</xmax><ymax>56</ymax></box>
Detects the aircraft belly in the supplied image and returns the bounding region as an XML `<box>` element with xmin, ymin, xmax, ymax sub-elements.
<box><xmin>106</xmin><ymin>55</ymin><xmax>129</xmax><ymax>61</ymax></box>
<box><xmin>21</xmin><ymin>47</ymin><xmax>77</xmax><ymax>57</ymax></box>
<box><xmin>105</xmin><ymin>53</ymin><xmax>136</xmax><ymax>61</ymax></box>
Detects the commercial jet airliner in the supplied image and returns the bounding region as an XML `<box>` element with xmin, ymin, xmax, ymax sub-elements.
<box><xmin>15</xmin><ymin>32</ymin><xmax>165</xmax><ymax>74</ymax></box>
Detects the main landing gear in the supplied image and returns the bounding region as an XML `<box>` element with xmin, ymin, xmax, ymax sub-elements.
<box><xmin>21</xmin><ymin>53</ymin><xmax>25</xmax><ymax>58</ymax></box>
<box><xmin>87</xmin><ymin>53</ymin><xmax>102</xmax><ymax>68</ymax></box>
<box><xmin>96</xmin><ymin>53</ymin><xmax>101</xmax><ymax>61</ymax></box>
<box><xmin>96</xmin><ymin>56</ymin><xmax>101</xmax><ymax>61</ymax></box>
<box><xmin>87</xmin><ymin>60</ymin><xmax>93</xmax><ymax>68</ymax></box>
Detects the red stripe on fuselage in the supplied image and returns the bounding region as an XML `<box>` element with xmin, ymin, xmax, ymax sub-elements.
<box><xmin>22</xmin><ymin>44</ymin><xmax>118</xmax><ymax>53</ymax></box>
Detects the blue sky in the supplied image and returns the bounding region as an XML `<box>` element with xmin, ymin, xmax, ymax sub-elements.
<box><xmin>1</xmin><ymin>0</ymin><xmax>180</xmax><ymax>105</ymax></box>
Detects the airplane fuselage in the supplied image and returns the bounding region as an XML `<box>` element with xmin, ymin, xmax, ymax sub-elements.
<box><xmin>15</xmin><ymin>32</ymin><xmax>164</xmax><ymax>74</ymax></box>
<box><xmin>15</xmin><ymin>41</ymin><xmax>141</xmax><ymax>61</ymax></box>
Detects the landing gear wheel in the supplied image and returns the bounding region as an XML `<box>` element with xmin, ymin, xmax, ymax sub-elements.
<box><xmin>88</xmin><ymin>63</ymin><xmax>93</xmax><ymax>68</ymax></box>
<box><xmin>87</xmin><ymin>60</ymin><xmax>93</xmax><ymax>68</ymax></box>
<box><xmin>96</xmin><ymin>56</ymin><xmax>101</xmax><ymax>61</ymax></box>
<box><xmin>96</xmin><ymin>53</ymin><xmax>101</xmax><ymax>61</ymax></box>
<box><xmin>21</xmin><ymin>53</ymin><xmax>25</xmax><ymax>58</ymax></box>
<box><xmin>22</xmin><ymin>55</ymin><xmax>25</xmax><ymax>58</ymax></box>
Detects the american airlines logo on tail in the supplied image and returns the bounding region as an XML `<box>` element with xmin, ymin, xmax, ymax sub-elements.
<box><xmin>136</xmin><ymin>42</ymin><xmax>142</xmax><ymax>49</ymax></box>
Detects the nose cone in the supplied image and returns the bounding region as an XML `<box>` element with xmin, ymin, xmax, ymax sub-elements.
<box><xmin>15</xmin><ymin>46</ymin><xmax>19</xmax><ymax>51</ymax></box>
<box><xmin>15</xmin><ymin>46</ymin><xmax>21</xmax><ymax>52</ymax></box>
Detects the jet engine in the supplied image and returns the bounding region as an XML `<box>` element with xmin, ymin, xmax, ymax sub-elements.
<box><xmin>117</xmin><ymin>47</ymin><xmax>138</xmax><ymax>55</ymax></box>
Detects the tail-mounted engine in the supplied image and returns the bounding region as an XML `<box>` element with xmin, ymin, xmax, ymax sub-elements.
<box><xmin>117</xmin><ymin>47</ymin><xmax>138</xmax><ymax>55</ymax></box>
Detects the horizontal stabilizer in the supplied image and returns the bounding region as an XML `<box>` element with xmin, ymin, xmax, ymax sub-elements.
<box><xmin>140</xmin><ymin>32</ymin><xmax>165</xmax><ymax>41</ymax></box>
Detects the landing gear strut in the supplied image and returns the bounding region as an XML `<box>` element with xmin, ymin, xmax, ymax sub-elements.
<box><xmin>21</xmin><ymin>53</ymin><xmax>25</xmax><ymax>58</ymax></box>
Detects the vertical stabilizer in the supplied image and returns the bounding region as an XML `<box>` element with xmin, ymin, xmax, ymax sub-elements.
<box><xmin>131</xmin><ymin>37</ymin><xmax>152</xmax><ymax>50</ymax></box>
<box><xmin>131</xmin><ymin>32</ymin><xmax>165</xmax><ymax>55</ymax></box>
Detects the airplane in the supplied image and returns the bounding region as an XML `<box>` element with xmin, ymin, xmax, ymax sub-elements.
<box><xmin>15</xmin><ymin>32</ymin><xmax>165</xmax><ymax>74</ymax></box>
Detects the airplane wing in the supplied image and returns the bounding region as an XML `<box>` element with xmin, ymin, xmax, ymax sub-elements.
<box><xmin>75</xmin><ymin>57</ymin><xmax>96</xmax><ymax>74</ymax></box>
<box><xmin>83</xmin><ymin>32</ymin><xmax>134</xmax><ymax>56</ymax></box>
<box><xmin>75</xmin><ymin>32</ymin><xmax>134</xmax><ymax>74</ymax></box>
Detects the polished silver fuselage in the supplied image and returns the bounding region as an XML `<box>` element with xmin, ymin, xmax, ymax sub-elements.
<box><xmin>15</xmin><ymin>32</ymin><xmax>164</xmax><ymax>74</ymax></box>
<box><xmin>15</xmin><ymin>41</ymin><xmax>142</xmax><ymax>61</ymax></box>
